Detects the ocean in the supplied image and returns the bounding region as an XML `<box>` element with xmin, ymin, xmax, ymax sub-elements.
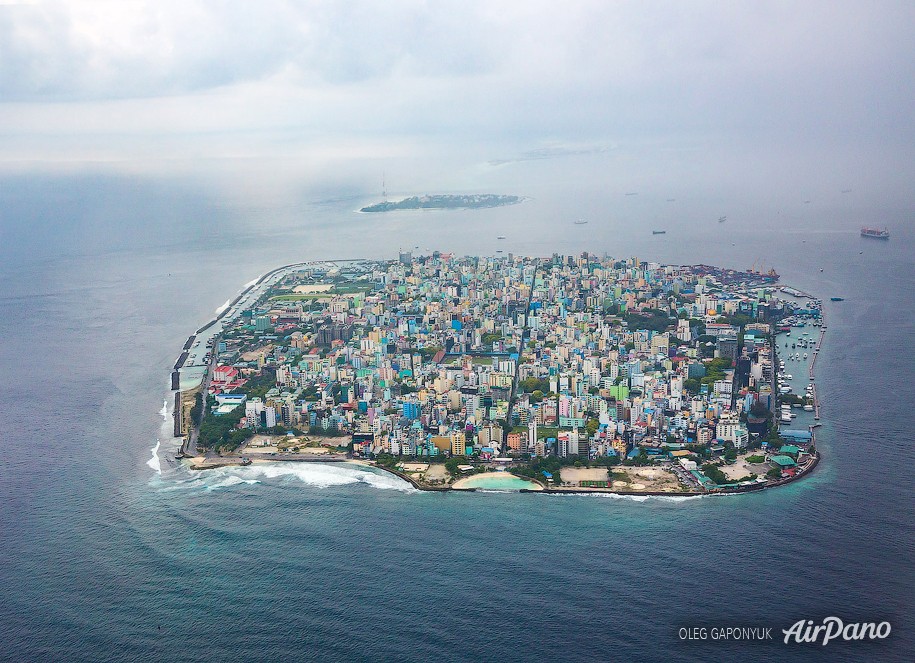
<box><xmin>0</xmin><ymin>163</ymin><xmax>912</xmax><ymax>662</ymax></box>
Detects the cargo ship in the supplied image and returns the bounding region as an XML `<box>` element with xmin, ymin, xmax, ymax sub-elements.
<box><xmin>861</xmin><ymin>227</ymin><xmax>890</xmax><ymax>239</ymax></box>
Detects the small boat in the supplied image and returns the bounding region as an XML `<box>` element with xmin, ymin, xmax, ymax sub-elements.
<box><xmin>497</xmin><ymin>236</ymin><xmax>506</xmax><ymax>239</ymax></box>
<box><xmin>804</xmin><ymin>405</ymin><xmax>814</xmax><ymax>412</ymax></box>
<box><xmin>574</xmin><ymin>220</ymin><xmax>589</xmax><ymax>225</ymax></box>
<box><xmin>652</xmin><ymin>230</ymin><xmax>666</xmax><ymax>235</ymax></box>
<box><xmin>830</xmin><ymin>297</ymin><xmax>844</xmax><ymax>301</ymax></box>
<box><xmin>803</xmin><ymin>353</ymin><xmax>808</xmax><ymax>359</ymax></box>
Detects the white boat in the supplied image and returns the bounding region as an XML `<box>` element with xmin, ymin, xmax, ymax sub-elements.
<box><xmin>803</xmin><ymin>353</ymin><xmax>808</xmax><ymax>359</ymax></box>
<box><xmin>804</xmin><ymin>405</ymin><xmax>814</xmax><ymax>411</ymax></box>
<box><xmin>785</xmin><ymin>374</ymin><xmax>793</xmax><ymax>379</ymax></box>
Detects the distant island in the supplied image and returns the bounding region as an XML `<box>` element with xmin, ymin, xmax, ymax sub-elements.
<box><xmin>360</xmin><ymin>194</ymin><xmax>523</xmax><ymax>213</ymax></box>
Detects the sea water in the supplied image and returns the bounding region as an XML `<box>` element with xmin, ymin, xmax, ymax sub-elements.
<box><xmin>0</xmin><ymin>170</ymin><xmax>911</xmax><ymax>662</ymax></box>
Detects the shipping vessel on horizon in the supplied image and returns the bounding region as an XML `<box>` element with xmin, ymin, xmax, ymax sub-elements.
<box><xmin>861</xmin><ymin>227</ymin><xmax>890</xmax><ymax>239</ymax></box>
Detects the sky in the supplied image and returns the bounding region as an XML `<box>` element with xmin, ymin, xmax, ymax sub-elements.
<box><xmin>1</xmin><ymin>0</ymin><xmax>914</xmax><ymax>203</ymax></box>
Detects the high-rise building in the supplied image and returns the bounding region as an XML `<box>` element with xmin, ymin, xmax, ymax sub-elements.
<box><xmin>450</xmin><ymin>431</ymin><xmax>466</xmax><ymax>456</ymax></box>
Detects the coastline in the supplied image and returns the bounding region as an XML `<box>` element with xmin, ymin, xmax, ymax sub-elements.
<box><xmin>182</xmin><ymin>449</ymin><xmax>820</xmax><ymax>497</ymax></box>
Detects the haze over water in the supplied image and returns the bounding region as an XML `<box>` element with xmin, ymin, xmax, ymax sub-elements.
<box><xmin>1</xmin><ymin>2</ymin><xmax>913</xmax><ymax>661</ymax></box>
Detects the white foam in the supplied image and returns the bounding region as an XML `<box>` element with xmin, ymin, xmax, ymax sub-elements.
<box><xmin>198</xmin><ymin>463</ymin><xmax>417</xmax><ymax>493</ymax></box>
<box><xmin>215</xmin><ymin>298</ymin><xmax>232</xmax><ymax>315</ymax></box>
<box><xmin>244</xmin><ymin>277</ymin><xmax>259</xmax><ymax>288</ymax></box>
<box><xmin>159</xmin><ymin>398</ymin><xmax>168</xmax><ymax>420</ymax></box>
<box><xmin>546</xmin><ymin>492</ymin><xmax>710</xmax><ymax>503</ymax></box>
<box><xmin>206</xmin><ymin>475</ymin><xmax>260</xmax><ymax>490</ymax></box>
<box><xmin>147</xmin><ymin>439</ymin><xmax>162</xmax><ymax>474</ymax></box>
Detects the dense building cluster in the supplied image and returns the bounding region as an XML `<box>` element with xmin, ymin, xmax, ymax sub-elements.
<box><xmin>198</xmin><ymin>252</ymin><xmax>819</xmax><ymax>486</ymax></box>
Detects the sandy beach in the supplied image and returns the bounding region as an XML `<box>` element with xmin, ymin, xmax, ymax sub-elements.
<box><xmin>451</xmin><ymin>472</ymin><xmax>544</xmax><ymax>491</ymax></box>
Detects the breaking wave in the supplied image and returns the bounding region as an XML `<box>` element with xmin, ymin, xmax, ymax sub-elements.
<box><xmin>195</xmin><ymin>462</ymin><xmax>417</xmax><ymax>493</ymax></box>
<box><xmin>147</xmin><ymin>439</ymin><xmax>161</xmax><ymax>474</ymax></box>
<box><xmin>546</xmin><ymin>492</ymin><xmax>712</xmax><ymax>503</ymax></box>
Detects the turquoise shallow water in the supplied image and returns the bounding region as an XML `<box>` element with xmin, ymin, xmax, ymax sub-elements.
<box><xmin>0</xmin><ymin>174</ymin><xmax>912</xmax><ymax>661</ymax></box>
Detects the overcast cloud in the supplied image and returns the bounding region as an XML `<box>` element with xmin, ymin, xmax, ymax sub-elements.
<box><xmin>0</xmin><ymin>0</ymin><xmax>913</xmax><ymax>194</ymax></box>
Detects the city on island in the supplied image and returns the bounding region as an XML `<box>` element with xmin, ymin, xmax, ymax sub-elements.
<box><xmin>172</xmin><ymin>252</ymin><xmax>822</xmax><ymax>494</ymax></box>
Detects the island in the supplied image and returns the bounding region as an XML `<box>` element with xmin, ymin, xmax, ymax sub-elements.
<box><xmin>171</xmin><ymin>252</ymin><xmax>823</xmax><ymax>495</ymax></box>
<box><xmin>360</xmin><ymin>193</ymin><xmax>523</xmax><ymax>213</ymax></box>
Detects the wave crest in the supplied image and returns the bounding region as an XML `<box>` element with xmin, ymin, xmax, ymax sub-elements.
<box><xmin>197</xmin><ymin>462</ymin><xmax>417</xmax><ymax>493</ymax></box>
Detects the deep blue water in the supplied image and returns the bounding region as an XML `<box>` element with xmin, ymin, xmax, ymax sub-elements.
<box><xmin>0</xmin><ymin>170</ymin><xmax>912</xmax><ymax>662</ymax></box>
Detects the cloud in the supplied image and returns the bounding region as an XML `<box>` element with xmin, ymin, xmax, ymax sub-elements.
<box><xmin>0</xmin><ymin>0</ymin><xmax>913</xmax><ymax>181</ymax></box>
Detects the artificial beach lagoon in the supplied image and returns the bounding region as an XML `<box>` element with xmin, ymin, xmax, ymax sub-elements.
<box><xmin>451</xmin><ymin>471</ymin><xmax>544</xmax><ymax>491</ymax></box>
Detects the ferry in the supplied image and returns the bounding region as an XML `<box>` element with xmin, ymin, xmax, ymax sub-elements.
<box><xmin>861</xmin><ymin>227</ymin><xmax>889</xmax><ymax>239</ymax></box>
<box><xmin>652</xmin><ymin>230</ymin><xmax>667</xmax><ymax>235</ymax></box>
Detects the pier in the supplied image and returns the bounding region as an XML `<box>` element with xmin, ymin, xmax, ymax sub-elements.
<box><xmin>809</xmin><ymin>308</ymin><xmax>826</xmax><ymax>420</ymax></box>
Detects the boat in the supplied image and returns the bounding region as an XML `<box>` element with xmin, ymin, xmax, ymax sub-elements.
<box><xmin>652</xmin><ymin>230</ymin><xmax>666</xmax><ymax>235</ymax></box>
<box><xmin>497</xmin><ymin>235</ymin><xmax>506</xmax><ymax>239</ymax></box>
<box><xmin>574</xmin><ymin>220</ymin><xmax>589</xmax><ymax>225</ymax></box>
<box><xmin>804</xmin><ymin>405</ymin><xmax>814</xmax><ymax>412</ymax></box>
<box><xmin>830</xmin><ymin>297</ymin><xmax>844</xmax><ymax>301</ymax></box>
<box><xmin>803</xmin><ymin>353</ymin><xmax>808</xmax><ymax>359</ymax></box>
<box><xmin>861</xmin><ymin>227</ymin><xmax>890</xmax><ymax>239</ymax></box>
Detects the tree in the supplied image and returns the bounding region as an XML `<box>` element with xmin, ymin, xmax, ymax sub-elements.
<box><xmin>749</xmin><ymin>401</ymin><xmax>770</xmax><ymax>418</ymax></box>
<box><xmin>701</xmin><ymin>463</ymin><xmax>729</xmax><ymax>485</ymax></box>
